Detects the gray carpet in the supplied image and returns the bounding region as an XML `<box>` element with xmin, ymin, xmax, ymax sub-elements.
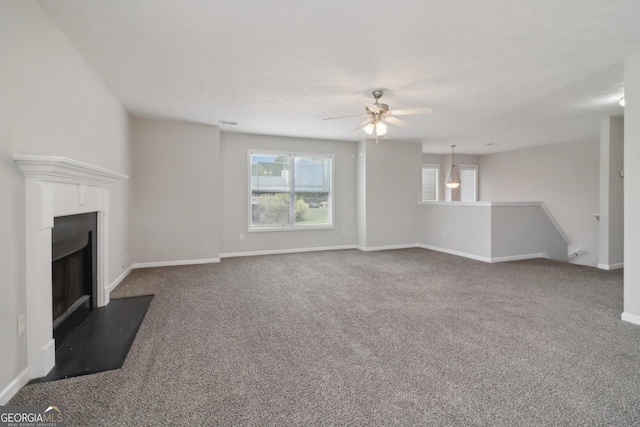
<box><xmin>9</xmin><ymin>249</ymin><xmax>640</xmax><ymax>426</ymax></box>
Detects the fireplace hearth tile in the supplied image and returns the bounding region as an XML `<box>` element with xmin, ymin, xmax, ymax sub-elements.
<box><xmin>29</xmin><ymin>295</ymin><xmax>153</xmax><ymax>383</ymax></box>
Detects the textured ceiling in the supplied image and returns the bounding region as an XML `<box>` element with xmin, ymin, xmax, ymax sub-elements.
<box><xmin>38</xmin><ymin>0</ymin><xmax>640</xmax><ymax>154</ymax></box>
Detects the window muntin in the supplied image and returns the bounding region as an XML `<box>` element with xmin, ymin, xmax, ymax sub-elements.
<box><xmin>250</xmin><ymin>152</ymin><xmax>332</xmax><ymax>230</ymax></box>
<box><xmin>421</xmin><ymin>164</ymin><xmax>439</xmax><ymax>201</ymax></box>
<box><xmin>460</xmin><ymin>164</ymin><xmax>478</xmax><ymax>202</ymax></box>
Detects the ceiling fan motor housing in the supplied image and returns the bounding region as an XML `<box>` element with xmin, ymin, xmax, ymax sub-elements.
<box><xmin>366</xmin><ymin>103</ymin><xmax>389</xmax><ymax>114</ymax></box>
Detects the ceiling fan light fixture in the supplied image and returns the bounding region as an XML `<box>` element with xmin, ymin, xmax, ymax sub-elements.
<box><xmin>363</xmin><ymin>120</ymin><xmax>387</xmax><ymax>137</ymax></box>
<box><xmin>375</xmin><ymin>121</ymin><xmax>387</xmax><ymax>136</ymax></box>
<box><xmin>323</xmin><ymin>90</ymin><xmax>432</xmax><ymax>138</ymax></box>
<box><xmin>364</xmin><ymin>123</ymin><xmax>374</xmax><ymax>135</ymax></box>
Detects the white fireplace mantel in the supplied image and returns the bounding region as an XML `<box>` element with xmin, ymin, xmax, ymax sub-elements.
<box><xmin>13</xmin><ymin>155</ymin><xmax>128</xmax><ymax>379</ymax></box>
<box><xmin>13</xmin><ymin>155</ymin><xmax>128</xmax><ymax>185</ymax></box>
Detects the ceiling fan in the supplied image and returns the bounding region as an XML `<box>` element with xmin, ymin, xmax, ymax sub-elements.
<box><xmin>323</xmin><ymin>90</ymin><xmax>432</xmax><ymax>139</ymax></box>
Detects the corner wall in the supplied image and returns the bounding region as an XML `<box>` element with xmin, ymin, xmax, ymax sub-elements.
<box><xmin>623</xmin><ymin>54</ymin><xmax>640</xmax><ymax>324</ymax></box>
<box><xmin>360</xmin><ymin>140</ymin><xmax>422</xmax><ymax>249</ymax></box>
<box><xmin>130</xmin><ymin>117</ymin><xmax>221</xmax><ymax>266</ymax></box>
<box><xmin>478</xmin><ymin>140</ymin><xmax>599</xmax><ymax>266</ymax></box>
<box><xmin>599</xmin><ymin>116</ymin><xmax>624</xmax><ymax>269</ymax></box>
<box><xmin>0</xmin><ymin>1</ymin><xmax>131</xmax><ymax>403</ymax></box>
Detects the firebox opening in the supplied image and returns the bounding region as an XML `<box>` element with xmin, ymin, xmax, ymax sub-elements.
<box><xmin>51</xmin><ymin>212</ymin><xmax>97</xmax><ymax>348</ymax></box>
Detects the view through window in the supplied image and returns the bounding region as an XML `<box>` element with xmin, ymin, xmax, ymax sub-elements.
<box><xmin>250</xmin><ymin>152</ymin><xmax>332</xmax><ymax>229</ymax></box>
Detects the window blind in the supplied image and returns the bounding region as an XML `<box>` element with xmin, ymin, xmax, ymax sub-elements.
<box><xmin>422</xmin><ymin>165</ymin><xmax>438</xmax><ymax>201</ymax></box>
<box><xmin>460</xmin><ymin>165</ymin><xmax>477</xmax><ymax>202</ymax></box>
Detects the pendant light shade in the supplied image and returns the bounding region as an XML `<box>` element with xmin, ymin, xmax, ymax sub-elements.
<box><xmin>445</xmin><ymin>145</ymin><xmax>461</xmax><ymax>189</ymax></box>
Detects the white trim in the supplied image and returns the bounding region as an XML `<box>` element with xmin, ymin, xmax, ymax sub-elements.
<box><xmin>621</xmin><ymin>312</ymin><xmax>640</xmax><ymax>326</ymax></box>
<box><xmin>418</xmin><ymin>201</ymin><xmax>493</xmax><ymax>206</ymax></box>
<box><xmin>538</xmin><ymin>203</ymin><xmax>571</xmax><ymax>245</ymax></box>
<box><xmin>247</xmin><ymin>150</ymin><xmax>334</xmax><ymax>232</ymax></box>
<box><xmin>132</xmin><ymin>258</ymin><xmax>221</xmax><ymax>269</ymax></box>
<box><xmin>417</xmin><ymin>201</ymin><xmax>571</xmax><ymax>245</ymax></box>
<box><xmin>13</xmin><ymin>155</ymin><xmax>128</xmax><ymax>185</ymax></box>
<box><xmin>357</xmin><ymin>244</ymin><xmax>419</xmax><ymax>252</ymax></box>
<box><xmin>0</xmin><ymin>368</ymin><xmax>29</xmax><ymax>405</ymax></box>
<box><xmin>221</xmin><ymin>245</ymin><xmax>356</xmax><ymax>258</ymax></box>
<box><xmin>490</xmin><ymin>253</ymin><xmax>548</xmax><ymax>263</ymax></box>
<box><xmin>248</xmin><ymin>225</ymin><xmax>335</xmax><ymax>233</ymax></box>
<box><xmin>13</xmin><ymin>155</ymin><xmax>128</xmax><ymax>380</ymax></box>
<box><xmin>418</xmin><ymin>244</ymin><xmax>549</xmax><ymax>263</ymax></box>
<box><xmin>418</xmin><ymin>201</ymin><xmax>545</xmax><ymax>207</ymax></box>
<box><xmin>597</xmin><ymin>263</ymin><xmax>624</xmax><ymax>270</ymax></box>
<box><xmin>106</xmin><ymin>265</ymin><xmax>133</xmax><ymax>296</ymax></box>
<box><xmin>417</xmin><ymin>244</ymin><xmax>492</xmax><ymax>262</ymax></box>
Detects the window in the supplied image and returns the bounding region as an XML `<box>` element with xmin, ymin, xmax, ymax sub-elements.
<box><xmin>460</xmin><ymin>165</ymin><xmax>478</xmax><ymax>202</ymax></box>
<box><xmin>421</xmin><ymin>164</ymin><xmax>439</xmax><ymax>201</ymax></box>
<box><xmin>249</xmin><ymin>151</ymin><xmax>332</xmax><ymax>230</ymax></box>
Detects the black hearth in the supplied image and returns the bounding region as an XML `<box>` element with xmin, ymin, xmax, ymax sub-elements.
<box><xmin>51</xmin><ymin>212</ymin><xmax>97</xmax><ymax>348</ymax></box>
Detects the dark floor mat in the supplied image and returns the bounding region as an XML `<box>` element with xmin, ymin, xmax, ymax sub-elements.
<box><xmin>30</xmin><ymin>295</ymin><xmax>153</xmax><ymax>383</ymax></box>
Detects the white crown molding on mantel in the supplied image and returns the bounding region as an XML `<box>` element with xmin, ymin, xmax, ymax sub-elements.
<box><xmin>13</xmin><ymin>155</ymin><xmax>129</xmax><ymax>185</ymax></box>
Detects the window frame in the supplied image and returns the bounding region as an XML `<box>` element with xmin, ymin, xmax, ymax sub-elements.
<box><xmin>421</xmin><ymin>163</ymin><xmax>440</xmax><ymax>202</ymax></box>
<box><xmin>247</xmin><ymin>149</ymin><xmax>334</xmax><ymax>232</ymax></box>
<box><xmin>459</xmin><ymin>164</ymin><xmax>478</xmax><ymax>202</ymax></box>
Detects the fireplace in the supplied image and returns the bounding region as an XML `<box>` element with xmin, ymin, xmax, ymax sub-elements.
<box><xmin>52</xmin><ymin>212</ymin><xmax>97</xmax><ymax>346</ymax></box>
<box><xmin>14</xmin><ymin>155</ymin><xmax>128</xmax><ymax>379</ymax></box>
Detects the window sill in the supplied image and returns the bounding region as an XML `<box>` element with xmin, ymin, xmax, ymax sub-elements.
<box><xmin>249</xmin><ymin>225</ymin><xmax>334</xmax><ymax>233</ymax></box>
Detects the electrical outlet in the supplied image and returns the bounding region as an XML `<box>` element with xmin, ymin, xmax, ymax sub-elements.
<box><xmin>239</xmin><ymin>234</ymin><xmax>244</xmax><ymax>241</ymax></box>
<box><xmin>441</xmin><ymin>231</ymin><xmax>446</xmax><ymax>237</ymax></box>
<box><xmin>17</xmin><ymin>314</ymin><xmax>25</xmax><ymax>336</ymax></box>
<box><xmin>341</xmin><ymin>229</ymin><xmax>346</xmax><ymax>235</ymax></box>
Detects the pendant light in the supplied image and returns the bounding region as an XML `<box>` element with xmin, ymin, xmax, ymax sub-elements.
<box><xmin>445</xmin><ymin>145</ymin><xmax>461</xmax><ymax>189</ymax></box>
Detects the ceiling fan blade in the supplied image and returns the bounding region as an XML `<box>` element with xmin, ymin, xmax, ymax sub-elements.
<box><xmin>385</xmin><ymin>116</ymin><xmax>411</xmax><ymax>128</ymax></box>
<box><xmin>389</xmin><ymin>107</ymin><xmax>433</xmax><ymax>116</ymax></box>
<box><xmin>365</xmin><ymin>103</ymin><xmax>380</xmax><ymax>114</ymax></box>
<box><xmin>323</xmin><ymin>113</ymin><xmax>369</xmax><ymax>120</ymax></box>
<box><xmin>352</xmin><ymin>119</ymin><xmax>372</xmax><ymax>131</ymax></box>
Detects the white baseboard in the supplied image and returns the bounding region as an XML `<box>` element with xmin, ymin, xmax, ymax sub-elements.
<box><xmin>132</xmin><ymin>258</ymin><xmax>220</xmax><ymax>269</ymax></box>
<box><xmin>490</xmin><ymin>253</ymin><xmax>547</xmax><ymax>263</ymax></box>
<box><xmin>416</xmin><ymin>245</ymin><xmax>548</xmax><ymax>263</ymax></box>
<box><xmin>597</xmin><ymin>263</ymin><xmax>624</xmax><ymax>270</ymax></box>
<box><xmin>416</xmin><ymin>244</ymin><xmax>492</xmax><ymax>263</ymax></box>
<box><xmin>221</xmin><ymin>245</ymin><xmax>356</xmax><ymax>258</ymax></box>
<box><xmin>0</xmin><ymin>368</ymin><xmax>29</xmax><ymax>405</ymax></box>
<box><xmin>106</xmin><ymin>265</ymin><xmax>133</xmax><ymax>295</ymax></box>
<box><xmin>621</xmin><ymin>312</ymin><xmax>640</xmax><ymax>326</ymax></box>
<box><xmin>356</xmin><ymin>244</ymin><xmax>418</xmax><ymax>252</ymax></box>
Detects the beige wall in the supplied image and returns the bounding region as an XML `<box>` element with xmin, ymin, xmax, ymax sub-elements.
<box><xmin>479</xmin><ymin>140</ymin><xmax>599</xmax><ymax>266</ymax></box>
<box><xmin>130</xmin><ymin>117</ymin><xmax>221</xmax><ymax>265</ymax></box>
<box><xmin>599</xmin><ymin>116</ymin><xmax>624</xmax><ymax>269</ymax></box>
<box><xmin>623</xmin><ymin>55</ymin><xmax>640</xmax><ymax>322</ymax></box>
<box><xmin>0</xmin><ymin>1</ymin><xmax>131</xmax><ymax>400</ymax></box>
<box><xmin>360</xmin><ymin>140</ymin><xmax>422</xmax><ymax>248</ymax></box>
<box><xmin>220</xmin><ymin>132</ymin><xmax>357</xmax><ymax>255</ymax></box>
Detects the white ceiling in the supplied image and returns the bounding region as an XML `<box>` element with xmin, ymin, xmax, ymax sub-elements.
<box><xmin>38</xmin><ymin>0</ymin><xmax>640</xmax><ymax>154</ymax></box>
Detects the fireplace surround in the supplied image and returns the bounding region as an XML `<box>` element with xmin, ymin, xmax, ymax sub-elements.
<box><xmin>13</xmin><ymin>155</ymin><xmax>128</xmax><ymax>379</ymax></box>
